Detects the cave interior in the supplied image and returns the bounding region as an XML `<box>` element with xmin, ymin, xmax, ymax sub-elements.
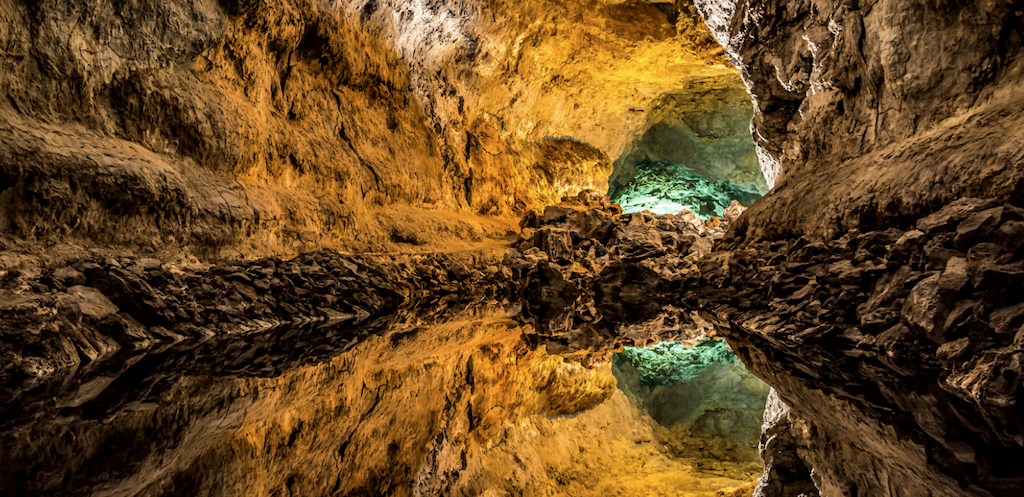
<box><xmin>1</xmin><ymin>0</ymin><xmax>1023</xmax><ymax>496</ymax></box>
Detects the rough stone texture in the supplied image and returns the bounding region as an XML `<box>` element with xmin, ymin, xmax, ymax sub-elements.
<box><xmin>510</xmin><ymin>191</ymin><xmax>733</xmax><ymax>363</ymax></box>
<box><xmin>0</xmin><ymin>247</ymin><xmax>516</xmax><ymax>397</ymax></box>
<box><xmin>0</xmin><ymin>0</ymin><xmax>735</xmax><ymax>263</ymax></box>
<box><xmin>615</xmin><ymin>341</ymin><xmax>771</xmax><ymax>463</ymax></box>
<box><xmin>753</xmin><ymin>390</ymin><xmax>818</xmax><ymax>497</ymax></box>
<box><xmin>0</xmin><ymin>191</ymin><xmax>770</xmax><ymax>496</ymax></box>
<box><xmin>4</xmin><ymin>1</ymin><xmax>1024</xmax><ymax>496</ymax></box>
<box><xmin>609</xmin><ymin>87</ymin><xmax>767</xmax><ymax>197</ymax></box>
<box><xmin>695</xmin><ymin>0</ymin><xmax>1024</xmax><ymax>239</ymax></box>
<box><xmin>0</xmin><ymin>294</ymin><xmax>760</xmax><ymax>497</ymax></box>
<box><xmin>683</xmin><ymin>199</ymin><xmax>1024</xmax><ymax>497</ymax></box>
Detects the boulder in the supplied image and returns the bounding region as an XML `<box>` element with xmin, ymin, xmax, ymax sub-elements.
<box><xmin>67</xmin><ymin>286</ymin><xmax>119</xmax><ymax>321</ymax></box>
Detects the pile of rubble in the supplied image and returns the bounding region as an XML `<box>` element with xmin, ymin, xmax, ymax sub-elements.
<box><xmin>505</xmin><ymin>190</ymin><xmax>745</xmax><ymax>362</ymax></box>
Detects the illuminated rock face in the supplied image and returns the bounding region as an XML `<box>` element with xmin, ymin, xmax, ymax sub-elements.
<box><xmin>695</xmin><ymin>0</ymin><xmax>1024</xmax><ymax>240</ymax></box>
<box><xmin>0</xmin><ymin>0</ymin><xmax>736</xmax><ymax>263</ymax></box>
<box><xmin>609</xmin><ymin>86</ymin><xmax>766</xmax><ymax>218</ymax></box>
<box><xmin>613</xmin><ymin>160</ymin><xmax>763</xmax><ymax>217</ymax></box>
<box><xmin>0</xmin><ymin>296</ymin><xmax>762</xmax><ymax>497</ymax></box>
<box><xmin>684</xmin><ymin>2</ymin><xmax>1024</xmax><ymax>496</ymax></box>
<box><xmin>609</xmin><ymin>88</ymin><xmax>767</xmax><ymax>197</ymax></box>
<box><xmin>3</xmin><ymin>1</ymin><xmax>1024</xmax><ymax>497</ymax></box>
<box><xmin>615</xmin><ymin>340</ymin><xmax>771</xmax><ymax>462</ymax></box>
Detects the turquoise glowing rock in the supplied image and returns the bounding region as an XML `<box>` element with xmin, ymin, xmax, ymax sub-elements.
<box><xmin>616</xmin><ymin>338</ymin><xmax>740</xmax><ymax>386</ymax></box>
<box><xmin>612</xmin><ymin>161</ymin><xmax>763</xmax><ymax>219</ymax></box>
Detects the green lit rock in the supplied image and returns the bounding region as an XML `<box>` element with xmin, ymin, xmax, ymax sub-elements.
<box><xmin>613</xmin><ymin>339</ymin><xmax>771</xmax><ymax>462</ymax></box>
<box><xmin>612</xmin><ymin>161</ymin><xmax>763</xmax><ymax>218</ymax></box>
<box><xmin>616</xmin><ymin>338</ymin><xmax>740</xmax><ymax>386</ymax></box>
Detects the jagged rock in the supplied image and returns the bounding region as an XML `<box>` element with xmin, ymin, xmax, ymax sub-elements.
<box><xmin>723</xmin><ymin>200</ymin><xmax>746</xmax><ymax>224</ymax></box>
<box><xmin>533</xmin><ymin>228</ymin><xmax>574</xmax><ymax>262</ymax></box>
<box><xmin>66</xmin><ymin>286</ymin><xmax>119</xmax><ymax>322</ymax></box>
<box><xmin>902</xmin><ymin>274</ymin><xmax>954</xmax><ymax>340</ymax></box>
<box><xmin>53</xmin><ymin>267</ymin><xmax>86</xmax><ymax>287</ymax></box>
<box><xmin>684</xmin><ymin>197</ymin><xmax>1024</xmax><ymax>496</ymax></box>
<box><xmin>753</xmin><ymin>390</ymin><xmax>818</xmax><ymax>497</ymax></box>
<box><xmin>955</xmin><ymin>207</ymin><xmax>1010</xmax><ymax>251</ymax></box>
<box><xmin>989</xmin><ymin>303</ymin><xmax>1024</xmax><ymax>337</ymax></box>
<box><xmin>510</xmin><ymin>192</ymin><xmax>728</xmax><ymax>354</ymax></box>
<box><xmin>996</xmin><ymin>221</ymin><xmax>1024</xmax><ymax>255</ymax></box>
<box><xmin>918</xmin><ymin>198</ymin><xmax>1001</xmax><ymax>234</ymax></box>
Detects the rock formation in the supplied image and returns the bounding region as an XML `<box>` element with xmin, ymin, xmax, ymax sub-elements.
<box><xmin>695</xmin><ymin>0</ymin><xmax>1024</xmax><ymax>238</ymax></box>
<box><xmin>2</xmin><ymin>0</ymin><xmax>1024</xmax><ymax>496</ymax></box>
<box><xmin>0</xmin><ymin>0</ymin><xmax>735</xmax><ymax>263</ymax></box>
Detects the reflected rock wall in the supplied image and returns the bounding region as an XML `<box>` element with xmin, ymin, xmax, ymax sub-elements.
<box><xmin>615</xmin><ymin>340</ymin><xmax>771</xmax><ymax>463</ymax></box>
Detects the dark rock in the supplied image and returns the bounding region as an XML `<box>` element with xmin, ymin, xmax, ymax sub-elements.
<box><xmin>989</xmin><ymin>303</ymin><xmax>1024</xmax><ymax>336</ymax></box>
<box><xmin>917</xmin><ymin>198</ymin><xmax>1000</xmax><ymax>234</ymax></box>
<box><xmin>98</xmin><ymin>314</ymin><xmax>152</xmax><ymax>347</ymax></box>
<box><xmin>66</xmin><ymin>286</ymin><xmax>120</xmax><ymax>322</ymax></box>
<box><xmin>519</xmin><ymin>210</ymin><xmax>540</xmax><ymax>229</ymax></box>
<box><xmin>936</xmin><ymin>337</ymin><xmax>972</xmax><ymax>370</ymax></box>
<box><xmin>995</xmin><ymin>221</ymin><xmax>1024</xmax><ymax>255</ymax></box>
<box><xmin>901</xmin><ymin>274</ymin><xmax>953</xmax><ymax>340</ymax></box>
<box><xmin>540</xmin><ymin>205</ymin><xmax>571</xmax><ymax>224</ymax></box>
<box><xmin>942</xmin><ymin>300</ymin><xmax>977</xmax><ymax>337</ymax></box>
<box><xmin>938</xmin><ymin>257</ymin><xmax>970</xmax><ymax>293</ymax></box>
<box><xmin>954</xmin><ymin>207</ymin><xmax>1006</xmax><ymax>251</ymax></box>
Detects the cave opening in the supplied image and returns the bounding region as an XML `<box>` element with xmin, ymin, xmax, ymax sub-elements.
<box><xmin>608</xmin><ymin>90</ymin><xmax>769</xmax><ymax>218</ymax></box>
<box><xmin>613</xmin><ymin>338</ymin><xmax>771</xmax><ymax>466</ymax></box>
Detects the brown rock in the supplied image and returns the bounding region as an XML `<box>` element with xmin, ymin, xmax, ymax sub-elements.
<box><xmin>67</xmin><ymin>286</ymin><xmax>120</xmax><ymax>321</ymax></box>
<box><xmin>54</xmin><ymin>267</ymin><xmax>86</xmax><ymax>287</ymax></box>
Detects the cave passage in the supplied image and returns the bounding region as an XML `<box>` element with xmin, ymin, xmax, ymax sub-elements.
<box><xmin>613</xmin><ymin>159</ymin><xmax>765</xmax><ymax>218</ymax></box>
<box><xmin>608</xmin><ymin>90</ymin><xmax>769</xmax><ymax>218</ymax></box>
<box><xmin>613</xmin><ymin>338</ymin><xmax>771</xmax><ymax>463</ymax></box>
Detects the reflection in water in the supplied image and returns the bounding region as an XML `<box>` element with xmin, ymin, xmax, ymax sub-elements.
<box><xmin>1</xmin><ymin>297</ymin><xmax>761</xmax><ymax>496</ymax></box>
<box><xmin>615</xmin><ymin>340</ymin><xmax>770</xmax><ymax>463</ymax></box>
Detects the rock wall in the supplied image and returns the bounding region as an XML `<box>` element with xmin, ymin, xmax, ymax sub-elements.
<box><xmin>695</xmin><ymin>0</ymin><xmax>1024</xmax><ymax>240</ymax></box>
<box><xmin>0</xmin><ymin>191</ymin><xmax>767</xmax><ymax>496</ymax></box>
<box><xmin>609</xmin><ymin>87</ymin><xmax>766</xmax><ymax>197</ymax></box>
<box><xmin>683</xmin><ymin>2</ymin><xmax>1024</xmax><ymax>494</ymax></box>
<box><xmin>614</xmin><ymin>340</ymin><xmax>771</xmax><ymax>463</ymax></box>
<box><xmin>687</xmin><ymin>198</ymin><xmax>1024</xmax><ymax>496</ymax></box>
<box><xmin>0</xmin><ymin>0</ymin><xmax>735</xmax><ymax>265</ymax></box>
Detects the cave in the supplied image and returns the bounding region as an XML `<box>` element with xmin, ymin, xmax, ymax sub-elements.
<box><xmin>2</xmin><ymin>1</ymin><xmax>1024</xmax><ymax>497</ymax></box>
<box><xmin>609</xmin><ymin>90</ymin><xmax>769</xmax><ymax>217</ymax></box>
<box><xmin>614</xmin><ymin>339</ymin><xmax>771</xmax><ymax>463</ymax></box>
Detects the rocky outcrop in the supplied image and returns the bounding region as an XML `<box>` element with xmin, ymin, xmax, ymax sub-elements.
<box><xmin>686</xmin><ymin>198</ymin><xmax>1024</xmax><ymax>496</ymax></box>
<box><xmin>695</xmin><ymin>0</ymin><xmax>1024</xmax><ymax>239</ymax></box>
<box><xmin>753</xmin><ymin>390</ymin><xmax>818</xmax><ymax>497</ymax></box>
<box><xmin>509</xmin><ymin>191</ymin><xmax>729</xmax><ymax>362</ymax></box>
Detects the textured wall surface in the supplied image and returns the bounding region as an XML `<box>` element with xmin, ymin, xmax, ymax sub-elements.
<box><xmin>687</xmin><ymin>1</ymin><xmax>1024</xmax><ymax>495</ymax></box>
<box><xmin>0</xmin><ymin>0</ymin><xmax>735</xmax><ymax>263</ymax></box>
<box><xmin>695</xmin><ymin>0</ymin><xmax>1024</xmax><ymax>240</ymax></box>
<box><xmin>4</xmin><ymin>1</ymin><xmax>1024</xmax><ymax>496</ymax></box>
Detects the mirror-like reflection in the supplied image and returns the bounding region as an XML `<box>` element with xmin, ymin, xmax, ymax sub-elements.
<box><xmin>1</xmin><ymin>192</ymin><xmax>772</xmax><ymax>496</ymax></box>
<box><xmin>2</xmin><ymin>296</ymin><xmax>761</xmax><ymax>497</ymax></box>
